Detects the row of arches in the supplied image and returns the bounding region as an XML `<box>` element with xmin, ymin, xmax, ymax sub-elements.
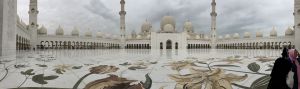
<box><xmin>125</xmin><ymin>44</ymin><xmax>151</xmax><ymax>49</ymax></box>
<box><xmin>16</xmin><ymin>35</ymin><xmax>30</xmax><ymax>50</ymax></box>
<box><xmin>159</xmin><ymin>40</ymin><xmax>178</xmax><ymax>49</ymax></box>
<box><xmin>217</xmin><ymin>41</ymin><xmax>294</xmax><ymax>49</ymax></box>
<box><xmin>187</xmin><ymin>44</ymin><xmax>211</xmax><ymax>49</ymax></box>
<box><xmin>38</xmin><ymin>41</ymin><xmax>120</xmax><ymax>49</ymax></box>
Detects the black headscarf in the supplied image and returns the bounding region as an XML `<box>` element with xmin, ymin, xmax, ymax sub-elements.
<box><xmin>282</xmin><ymin>47</ymin><xmax>288</xmax><ymax>58</ymax></box>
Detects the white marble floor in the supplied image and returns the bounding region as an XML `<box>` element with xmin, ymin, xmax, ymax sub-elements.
<box><xmin>0</xmin><ymin>49</ymin><xmax>281</xmax><ymax>89</ymax></box>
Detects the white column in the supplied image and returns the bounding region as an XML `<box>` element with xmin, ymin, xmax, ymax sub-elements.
<box><xmin>0</xmin><ymin>0</ymin><xmax>17</xmax><ymax>56</ymax></box>
<box><xmin>295</xmin><ymin>0</ymin><xmax>300</xmax><ymax>50</ymax></box>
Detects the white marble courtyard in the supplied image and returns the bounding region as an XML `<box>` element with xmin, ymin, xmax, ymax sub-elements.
<box><xmin>0</xmin><ymin>49</ymin><xmax>281</xmax><ymax>89</ymax></box>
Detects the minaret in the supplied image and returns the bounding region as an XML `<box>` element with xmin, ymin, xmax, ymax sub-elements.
<box><xmin>119</xmin><ymin>0</ymin><xmax>126</xmax><ymax>49</ymax></box>
<box><xmin>210</xmin><ymin>0</ymin><xmax>217</xmax><ymax>49</ymax></box>
<box><xmin>29</xmin><ymin>0</ymin><xmax>39</xmax><ymax>50</ymax></box>
<box><xmin>295</xmin><ymin>0</ymin><xmax>300</xmax><ymax>50</ymax></box>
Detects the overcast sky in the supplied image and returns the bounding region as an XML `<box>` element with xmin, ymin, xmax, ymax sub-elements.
<box><xmin>17</xmin><ymin>0</ymin><xmax>294</xmax><ymax>37</ymax></box>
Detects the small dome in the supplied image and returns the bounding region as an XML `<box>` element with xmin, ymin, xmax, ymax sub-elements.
<box><xmin>161</xmin><ymin>16</ymin><xmax>176</xmax><ymax>32</ymax></box>
<box><xmin>218</xmin><ymin>36</ymin><xmax>223</xmax><ymax>40</ymax></box>
<box><xmin>71</xmin><ymin>27</ymin><xmax>79</xmax><ymax>36</ymax></box>
<box><xmin>233</xmin><ymin>33</ymin><xmax>240</xmax><ymax>39</ymax></box>
<box><xmin>85</xmin><ymin>28</ymin><xmax>92</xmax><ymax>37</ymax></box>
<box><xmin>163</xmin><ymin>24</ymin><xmax>175</xmax><ymax>33</ymax></box>
<box><xmin>244</xmin><ymin>32</ymin><xmax>251</xmax><ymax>38</ymax></box>
<box><xmin>96</xmin><ymin>32</ymin><xmax>103</xmax><ymax>38</ymax></box>
<box><xmin>105</xmin><ymin>34</ymin><xmax>112</xmax><ymax>39</ymax></box>
<box><xmin>285</xmin><ymin>27</ymin><xmax>294</xmax><ymax>36</ymax></box>
<box><xmin>56</xmin><ymin>25</ymin><xmax>64</xmax><ymax>35</ymax></box>
<box><xmin>270</xmin><ymin>27</ymin><xmax>277</xmax><ymax>37</ymax></box>
<box><xmin>102</xmin><ymin>33</ymin><xmax>107</xmax><ymax>38</ymax></box>
<box><xmin>17</xmin><ymin>15</ymin><xmax>20</xmax><ymax>22</ymax></box>
<box><xmin>225</xmin><ymin>34</ymin><xmax>231</xmax><ymax>39</ymax></box>
<box><xmin>204</xmin><ymin>35</ymin><xmax>209</xmax><ymax>40</ymax></box>
<box><xmin>184</xmin><ymin>20</ymin><xmax>193</xmax><ymax>33</ymax></box>
<box><xmin>38</xmin><ymin>25</ymin><xmax>47</xmax><ymax>35</ymax></box>
<box><xmin>112</xmin><ymin>35</ymin><xmax>119</xmax><ymax>40</ymax></box>
<box><xmin>136</xmin><ymin>35</ymin><xmax>142</xmax><ymax>39</ymax></box>
<box><xmin>141</xmin><ymin>20</ymin><xmax>152</xmax><ymax>33</ymax></box>
<box><xmin>146</xmin><ymin>34</ymin><xmax>151</xmax><ymax>39</ymax></box>
<box><xmin>256</xmin><ymin>31</ymin><xmax>263</xmax><ymax>38</ymax></box>
<box><xmin>195</xmin><ymin>35</ymin><xmax>200</xmax><ymax>39</ymax></box>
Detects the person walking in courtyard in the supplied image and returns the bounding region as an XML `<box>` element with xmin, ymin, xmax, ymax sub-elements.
<box><xmin>268</xmin><ymin>47</ymin><xmax>292</xmax><ymax>89</ymax></box>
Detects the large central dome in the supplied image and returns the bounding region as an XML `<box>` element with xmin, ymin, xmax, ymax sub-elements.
<box><xmin>160</xmin><ymin>16</ymin><xmax>176</xmax><ymax>32</ymax></box>
<box><xmin>141</xmin><ymin>20</ymin><xmax>152</xmax><ymax>33</ymax></box>
<box><xmin>184</xmin><ymin>20</ymin><xmax>193</xmax><ymax>33</ymax></box>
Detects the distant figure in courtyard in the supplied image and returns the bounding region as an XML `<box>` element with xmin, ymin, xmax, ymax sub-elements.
<box><xmin>268</xmin><ymin>47</ymin><xmax>292</xmax><ymax>89</ymax></box>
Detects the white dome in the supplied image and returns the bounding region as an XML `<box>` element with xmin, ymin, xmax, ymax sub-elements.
<box><xmin>256</xmin><ymin>31</ymin><xmax>263</xmax><ymax>38</ymax></box>
<box><xmin>184</xmin><ymin>20</ymin><xmax>193</xmax><ymax>33</ymax></box>
<box><xmin>146</xmin><ymin>34</ymin><xmax>151</xmax><ymax>39</ymax></box>
<box><xmin>17</xmin><ymin>15</ymin><xmax>20</xmax><ymax>22</ymax></box>
<box><xmin>161</xmin><ymin>16</ymin><xmax>176</xmax><ymax>32</ymax></box>
<box><xmin>71</xmin><ymin>27</ymin><xmax>79</xmax><ymax>36</ymax></box>
<box><xmin>218</xmin><ymin>36</ymin><xmax>223</xmax><ymax>39</ymax></box>
<box><xmin>225</xmin><ymin>34</ymin><xmax>231</xmax><ymax>39</ymax></box>
<box><xmin>270</xmin><ymin>27</ymin><xmax>277</xmax><ymax>37</ymax></box>
<box><xmin>38</xmin><ymin>25</ymin><xmax>47</xmax><ymax>35</ymax></box>
<box><xmin>163</xmin><ymin>24</ymin><xmax>175</xmax><ymax>33</ymax></box>
<box><xmin>105</xmin><ymin>34</ymin><xmax>112</xmax><ymax>39</ymax></box>
<box><xmin>141</xmin><ymin>20</ymin><xmax>152</xmax><ymax>33</ymax></box>
<box><xmin>244</xmin><ymin>32</ymin><xmax>251</xmax><ymax>38</ymax></box>
<box><xmin>204</xmin><ymin>35</ymin><xmax>209</xmax><ymax>40</ymax></box>
<box><xmin>136</xmin><ymin>35</ymin><xmax>142</xmax><ymax>39</ymax></box>
<box><xmin>285</xmin><ymin>27</ymin><xmax>294</xmax><ymax>36</ymax></box>
<box><xmin>85</xmin><ymin>29</ymin><xmax>92</xmax><ymax>37</ymax></box>
<box><xmin>195</xmin><ymin>35</ymin><xmax>200</xmax><ymax>39</ymax></box>
<box><xmin>96</xmin><ymin>32</ymin><xmax>103</xmax><ymax>38</ymax></box>
<box><xmin>112</xmin><ymin>35</ymin><xmax>119</xmax><ymax>39</ymax></box>
<box><xmin>233</xmin><ymin>33</ymin><xmax>240</xmax><ymax>39</ymax></box>
<box><xmin>56</xmin><ymin>25</ymin><xmax>64</xmax><ymax>35</ymax></box>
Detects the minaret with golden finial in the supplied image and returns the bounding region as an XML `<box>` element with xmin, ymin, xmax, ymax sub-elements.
<box><xmin>119</xmin><ymin>0</ymin><xmax>126</xmax><ymax>48</ymax></box>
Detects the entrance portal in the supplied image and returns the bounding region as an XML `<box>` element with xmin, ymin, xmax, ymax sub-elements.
<box><xmin>160</xmin><ymin>42</ymin><xmax>163</xmax><ymax>49</ymax></box>
<box><xmin>166</xmin><ymin>40</ymin><xmax>172</xmax><ymax>49</ymax></box>
<box><xmin>175</xmin><ymin>42</ymin><xmax>178</xmax><ymax>49</ymax></box>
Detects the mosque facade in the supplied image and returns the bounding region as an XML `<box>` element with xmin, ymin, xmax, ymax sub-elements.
<box><xmin>0</xmin><ymin>0</ymin><xmax>299</xmax><ymax>56</ymax></box>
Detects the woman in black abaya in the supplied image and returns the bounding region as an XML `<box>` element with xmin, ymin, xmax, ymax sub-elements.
<box><xmin>268</xmin><ymin>48</ymin><xmax>292</xmax><ymax>89</ymax></box>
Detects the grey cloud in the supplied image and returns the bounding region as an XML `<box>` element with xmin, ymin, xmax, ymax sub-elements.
<box><xmin>17</xmin><ymin>0</ymin><xmax>293</xmax><ymax>36</ymax></box>
<box><xmin>85</xmin><ymin>0</ymin><xmax>117</xmax><ymax>22</ymax></box>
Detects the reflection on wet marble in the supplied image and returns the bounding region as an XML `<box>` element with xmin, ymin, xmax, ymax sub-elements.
<box><xmin>0</xmin><ymin>49</ymin><xmax>281</xmax><ymax>89</ymax></box>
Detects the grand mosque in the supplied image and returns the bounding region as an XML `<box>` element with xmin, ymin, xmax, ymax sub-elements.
<box><xmin>0</xmin><ymin>0</ymin><xmax>299</xmax><ymax>56</ymax></box>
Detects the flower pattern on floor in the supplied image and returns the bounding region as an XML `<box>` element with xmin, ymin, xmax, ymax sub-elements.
<box><xmin>0</xmin><ymin>49</ymin><xmax>280</xmax><ymax>89</ymax></box>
